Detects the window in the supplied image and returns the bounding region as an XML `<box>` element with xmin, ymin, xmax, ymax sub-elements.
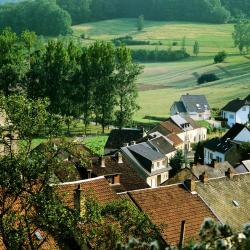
<box><xmin>229</xmin><ymin>114</ymin><xmax>234</xmax><ymax>119</ymax></box>
<box><xmin>216</xmin><ymin>156</ymin><xmax>222</xmax><ymax>162</ymax></box>
<box><xmin>210</xmin><ymin>153</ymin><xmax>213</xmax><ymax>160</ymax></box>
<box><xmin>157</xmin><ymin>162</ymin><xmax>160</xmax><ymax>168</ymax></box>
<box><xmin>242</xmin><ymin>107</ymin><xmax>246</xmax><ymax>111</ymax></box>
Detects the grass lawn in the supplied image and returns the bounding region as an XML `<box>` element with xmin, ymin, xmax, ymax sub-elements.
<box><xmin>82</xmin><ymin>135</ymin><xmax>108</xmax><ymax>156</ymax></box>
<box><xmin>72</xmin><ymin>19</ymin><xmax>250</xmax><ymax>123</ymax></box>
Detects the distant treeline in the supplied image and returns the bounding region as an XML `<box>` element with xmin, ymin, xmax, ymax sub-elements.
<box><xmin>57</xmin><ymin>0</ymin><xmax>250</xmax><ymax>25</ymax></box>
<box><xmin>0</xmin><ymin>0</ymin><xmax>250</xmax><ymax>36</ymax></box>
<box><xmin>0</xmin><ymin>0</ymin><xmax>71</xmax><ymax>36</ymax></box>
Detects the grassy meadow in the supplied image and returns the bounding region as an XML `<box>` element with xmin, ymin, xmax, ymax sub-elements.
<box><xmin>72</xmin><ymin>19</ymin><xmax>250</xmax><ymax>123</ymax></box>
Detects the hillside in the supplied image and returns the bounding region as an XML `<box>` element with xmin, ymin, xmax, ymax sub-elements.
<box><xmin>72</xmin><ymin>19</ymin><xmax>250</xmax><ymax>123</ymax></box>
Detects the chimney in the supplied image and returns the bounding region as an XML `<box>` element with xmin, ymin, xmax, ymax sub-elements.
<box><xmin>178</xmin><ymin>220</ymin><xmax>186</xmax><ymax>250</ymax></box>
<box><xmin>100</xmin><ymin>156</ymin><xmax>105</xmax><ymax>167</ymax></box>
<box><xmin>184</xmin><ymin>179</ymin><xmax>196</xmax><ymax>192</ymax></box>
<box><xmin>142</xmin><ymin>127</ymin><xmax>147</xmax><ymax>137</ymax></box>
<box><xmin>114</xmin><ymin>174</ymin><xmax>120</xmax><ymax>184</ymax></box>
<box><xmin>117</xmin><ymin>152</ymin><xmax>123</xmax><ymax>164</ymax></box>
<box><xmin>199</xmin><ymin>171</ymin><xmax>208</xmax><ymax>183</ymax></box>
<box><xmin>123</xmin><ymin>142</ymin><xmax>129</xmax><ymax>147</ymax></box>
<box><xmin>130</xmin><ymin>141</ymin><xmax>136</xmax><ymax>145</ymax></box>
<box><xmin>74</xmin><ymin>185</ymin><xmax>86</xmax><ymax>217</ymax></box>
<box><xmin>225</xmin><ymin>168</ymin><xmax>234</xmax><ymax>179</ymax></box>
<box><xmin>87</xmin><ymin>169</ymin><xmax>92</xmax><ymax>179</ymax></box>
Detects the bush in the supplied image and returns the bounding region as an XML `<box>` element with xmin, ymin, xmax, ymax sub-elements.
<box><xmin>131</xmin><ymin>49</ymin><xmax>190</xmax><ymax>62</ymax></box>
<box><xmin>112</xmin><ymin>36</ymin><xmax>150</xmax><ymax>46</ymax></box>
<box><xmin>172</xmin><ymin>41</ymin><xmax>178</xmax><ymax>46</ymax></box>
<box><xmin>214</xmin><ymin>51</ymin><xmax>227</xmax><ymax>63</ymax></box>
<box><xmin>197</xmin><ymin>73</ymin><xmax>219</xmax><ymax>84</ymax></box>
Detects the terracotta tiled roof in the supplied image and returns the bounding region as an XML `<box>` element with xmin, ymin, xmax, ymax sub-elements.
<box><xmin>128</xmin><ymin>184</ymin><xmax>218</xmax><ymax>246</ymax></box>
<box><xmin>55</xmin><ymin>176</ymin><xmax>119</xmax><ymax>208</ymax></box>
<box><xmin>90</xmin><ymin>155</ymin><xmax>149</xmax><ymax>192</ymax></box>
<box><xmin>160</xmin><ymin>121</ymin><xmax>183</xmax><ymax>134</ymax></box>
<box><xmin>166</xmin><ymin>133</ymin><xmax>183</xmax><ymax>147</ymax></box>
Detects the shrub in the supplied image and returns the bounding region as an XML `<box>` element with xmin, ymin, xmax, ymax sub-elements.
<box><xmin>214</xmin><ymin>51</ymin><xmax>227</xmax><ymax>63</ymax></box>
<box><xmin>112</xmin><ymin>36</ymin><xmax>150</xmax><ymax>46</ymax></box>
<box><xmin>131</xmin><ymin>49</ymin><xmax>190</xmax><ymax>62</ymax></box>
<box><xmin>172</xmin><ymin>41</ymin><xmax>178</xmax><ymax>46</ymax></box>
<box><xmin>197</xmin><ymin>73</ymin><xmax>219</xmax><ymax>84</ymax></box>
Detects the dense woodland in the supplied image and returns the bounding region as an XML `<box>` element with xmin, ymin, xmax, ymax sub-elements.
<box><xmin>0</xmin><ymin>0</ymin><xmax>250</xmax><ymax>35</ymax></box>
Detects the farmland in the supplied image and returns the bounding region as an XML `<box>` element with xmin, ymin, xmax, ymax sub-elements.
<box><xmin>72</xmin><ymin>19</ymin><xmax>250</xmax><ymax>123</ymax></box>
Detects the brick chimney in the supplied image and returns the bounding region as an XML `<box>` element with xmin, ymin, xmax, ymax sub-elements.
<box><xmin>100</xmin><ymin>156</ymin><xmax>105</xmax><ymax>168</ymax></box>
<box><xmin>225</xmin><ymin>168</ymin><xmax>234</xmax><ymax>179</ymax></box>
<box><xmin>117</xmin><ymin>152</ymin><xmax>123</xmax><ymax>164</ymax></box>
<box><xmin>184</xmin><ymin>179</ymin><xmax>196</xmax><ymax>192</ymax></box>
<box><xmin>199</xmin><ymin>171</ymin><xmax>208</xmax><ymax>183</ymax></box>
<box><xmin>114</xmin><ymin>174</ymin><xmax>120</xmax><ymax>184</ymax></box>
<box><xmin>74</xmin><ymin>185</ymin><xmax>86</xmax><ymax>217</ymax></box>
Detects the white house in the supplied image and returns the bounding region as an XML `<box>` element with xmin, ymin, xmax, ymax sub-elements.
<box><xmin>204</xmin><ymin>123</ymin><xmax>250</xmax><ymax>165</ymax></box>
<box><xmin>221</xmin><ymin>96</ymin><xmax>250</xmax><ymax>127</ymax></box>
<box><xmin>170</xmin><ymin>94</ymin><xmax>211</xmax><ymax>120</ymax></box>
<box><xmin>121</xmin><ymin>141</ymin><xmax>172</xmax><ymax>187</ymax></box>
<box><xmin>149</xmin><ymin>114</ymin><xmax>207</xmax><ymax>152</ymax></box>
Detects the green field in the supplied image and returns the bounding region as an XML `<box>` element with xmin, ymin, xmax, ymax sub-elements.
<box><xmin>72</xmin><ymin>19</ymin><xmax>250</xmax><ymax>123</ymax></box>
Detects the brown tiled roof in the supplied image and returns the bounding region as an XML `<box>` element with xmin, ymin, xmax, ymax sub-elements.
<box><xmin>166</xmin><ymin>133</ymin><xmax>183</xmax><ymax>146</ymax></box>
<box><xmin>196</xmin><ymin>173</ymin><xmax>250</xmax><ymax>232</ymax></box>
<box><xmin>129</xmin><ymin>184</ymin><xmax>216</xmax><ymax>245</ymax></box>
<box><xmin>90</xmin><ymin>155</ymin><xmax>149</xmax><ymax>192</ymax></box>
<box><xmin>191</xmin><ymin>162</ymin><xmax>236</xmax><ymax>179</ymax></box>
<box><xmin>55</xmin><ymin>177</ymin><xmax>119</xmax><ymax>209</ymax></box>
<box><xmin>150</xmin><ymin>121</ymin><xmax>183</xmax><ymax>137</ymax></box>
<box><xmin>160</xmin><ymin>121</ymin><xmax>183</xmax><ymax>134</ymax></box>
<box><xmin>161</xmin><ymin>168</ymin><xmax>197</xmax><ymax>185</ymax></box>
<box><xmin>128</xmin><ymin>184</ymin><xmax>218</xmax><ymax>246</ymax></box>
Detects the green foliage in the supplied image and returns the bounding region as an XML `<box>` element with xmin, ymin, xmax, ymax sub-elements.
<box><xmin>193</xmin><ymin>41</ymin><xmax>200</xmax><ymax>56</ymax></box>
<box><xmin>197</xmin><ymin>73</ymin><xmax>219</xmax><ymax>84</ymax></box>
<box><xmin>137</xmin><ymin>15</ymin><xmax>144</xmax><ymax>31</ymax></box>
<box><xmin>232</xmin><ymin>18</ymin><xmax>250</xmax><ymax>53</ymax></box>
<box><xmin>240</xmin><ymin>142</ymin><xmax>250</xmax><ymax>160</ymax></box>
<box><xmin>214</xmin><ymin>51</ymin><xmax>227</xmax><ymax>63</ymax></box>
<box><xmin>79</xmin><ymin>198</ymin><xmax>161</xmax><ymax>249</ymax></box>
<box><xmin>0</xmin><ymin>0</ymin><xmax>72</xmax><ymax>36</ymax></box>
<box><xmin>0</xmin><ymin>94</ymin><xmax>79</xmax><ymax>249</ymax></box>
<box><xmin>169</xmin><ymin>150</ymin><xmax>185</xmax><ymax>176</ymax></box>
<box><xmin>131</xmin><ymin>48</ymin><xmax>190</xmax><ymax>62</ymax></box>
<box><xmin>112</xmin><ymin>35</ymin><xmax>150</xmax><ymax>46</ymax></box>
<box><xmin>0</xmin><ymin>28</ymin><xmax>28</xmax><ymax>96</ymax></box>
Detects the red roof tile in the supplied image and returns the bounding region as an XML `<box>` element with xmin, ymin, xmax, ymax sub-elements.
<box><xmin>128</xmin><ymin>184</ymin><xmax>218</xmax><ymax>246</ymax></box>
<box><xmin>55</xmin><ymin>176</ymin><xmax>119</xmax><ymax>209</ymax></box>
<box><xmin>90</xmin><ymin>155</ymin><xmax>149</xmax><ymax>192</ymax></box>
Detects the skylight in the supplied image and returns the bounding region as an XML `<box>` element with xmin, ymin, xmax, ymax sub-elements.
<box><xmin>232</xmin><ymin>200</ymin><xmax>240</xmax><ymax>207</ymax></box>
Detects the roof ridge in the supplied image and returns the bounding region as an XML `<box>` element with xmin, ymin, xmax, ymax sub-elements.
<box><xmin>51</xmin><ymin>176</ymin><xmax>105</xmax><ymax>186</ymax></box>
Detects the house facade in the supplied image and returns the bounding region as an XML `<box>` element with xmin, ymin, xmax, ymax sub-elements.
<box><xmin>170</xmin><ymin>94</ymin><xmax>211</xmax><ymax>120</ymax></box>
<box><xmin>221</xmin><ymin>96</ymin><xmax>250</xmax><ymax>127</ymax></box>
<box><xmin>204</xmin><ymin>123</ymin><xmax>250</xmax><ymax>165</ymax></box>
<box><xmin>121</xmin><ymin>141</ymin><xmax>172</xmax><ymax>187</ymax></box>
<box><xmin>149</xmin><ymin>115</ymin><xmax>207</xmax><ymax>153</ymax></box>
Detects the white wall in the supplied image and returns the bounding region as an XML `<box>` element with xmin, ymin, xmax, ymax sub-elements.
<box><xmin>204</xmin><ymin>148</ymin><xmax>225</xmax><ymax>164</ymax></box>
<box><xmin>234</xmin><ymin>127</ymin><xmax>250</xmax><ymax>142</ymax></box>
<box><xmin>235</xmin><ymin>105</ymin><xmax>250</xmax><ymax>125</ymax></box>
